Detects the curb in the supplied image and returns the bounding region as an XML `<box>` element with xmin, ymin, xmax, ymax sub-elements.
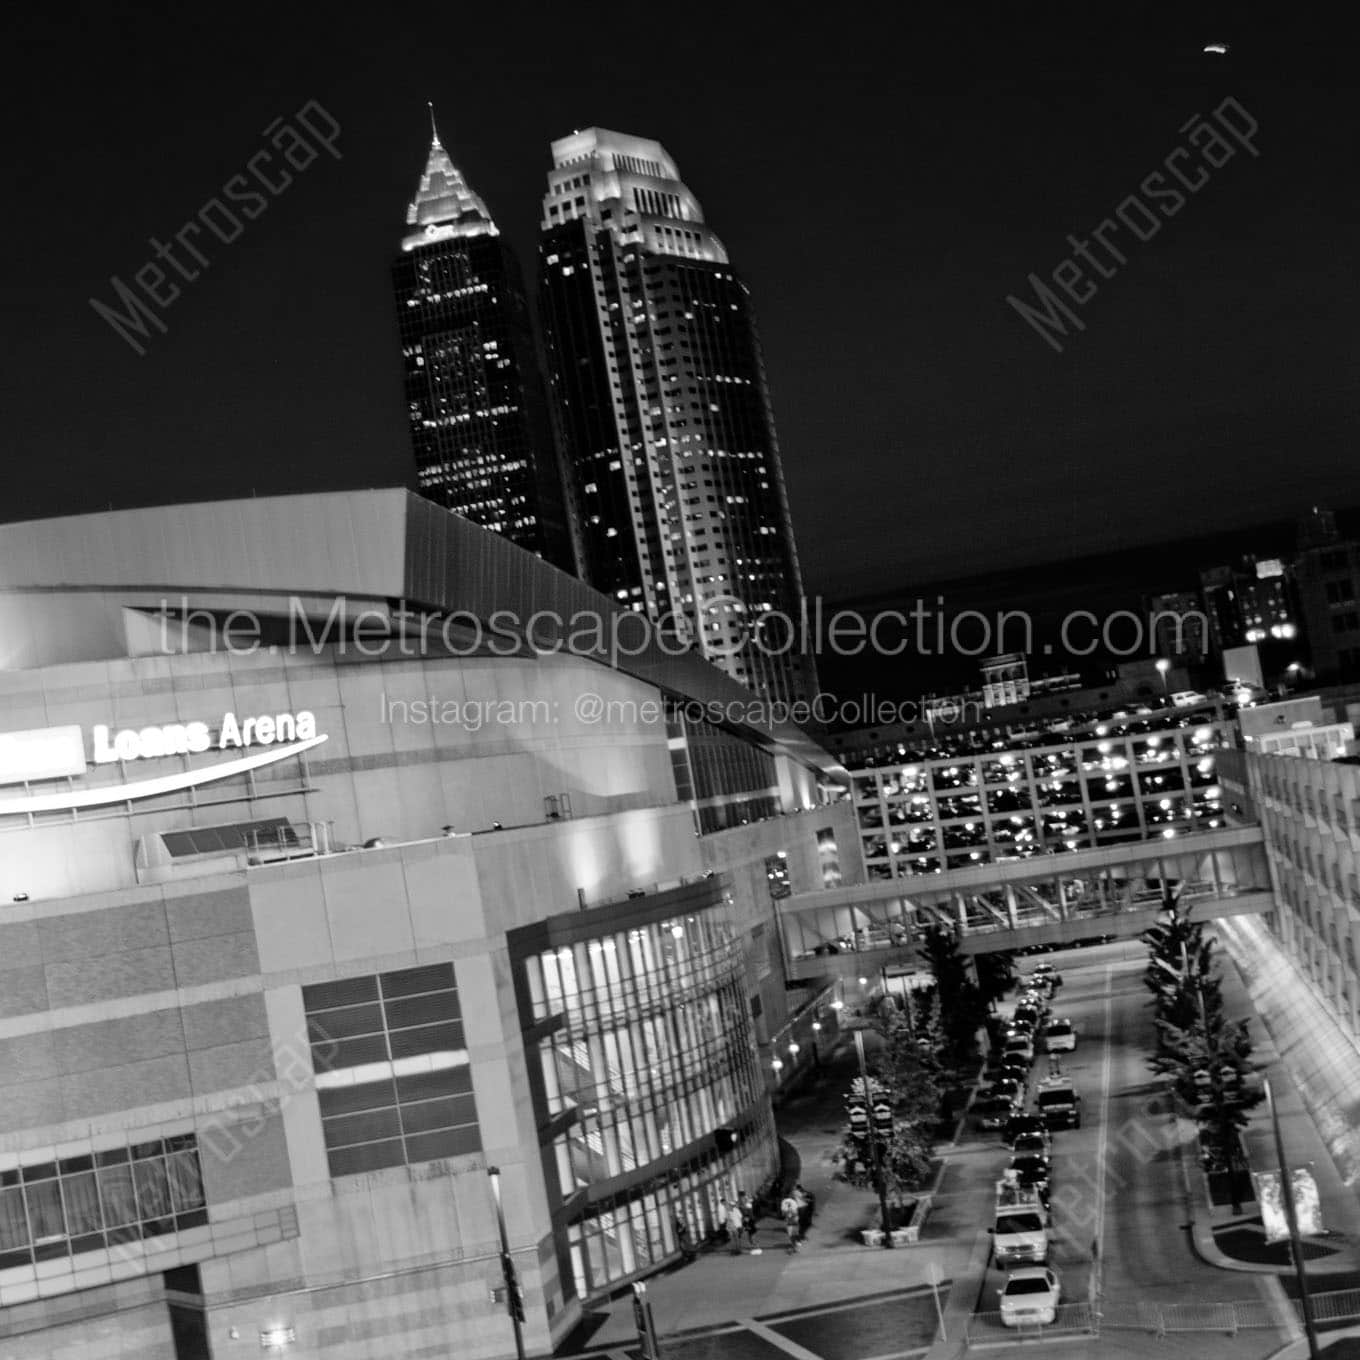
<box><xmin>1265</xmin><ymin>1320</ymin><xmax>1360</xmax><ymax>1359</ymax></box>
<box><xmin>1172</xmin><ymin>1110</ymin><xmax>1277</xmax><ymax>1274</ymax></box>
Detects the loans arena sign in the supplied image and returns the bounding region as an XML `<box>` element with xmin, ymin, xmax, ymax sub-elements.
<box><xmin>92</xmin><ymin>710</ymin><xmax>319</xmax><ymax>763</ymax></box>
<box><xmin>0</xmin><ymin>711</ymin><xmax>327</xmax><ymax>816</ymax></box>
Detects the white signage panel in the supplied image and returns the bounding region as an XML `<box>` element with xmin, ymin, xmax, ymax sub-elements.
<box><xmin>0</xmin><ymin>725</ymin><xmax>87</xmax><ymax>786</ymax></box>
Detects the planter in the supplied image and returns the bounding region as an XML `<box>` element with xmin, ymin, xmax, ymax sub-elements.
<box><xmin>862</xmin><ymin>1196</ymin><xmax>931</xmax><ymax>1246</ymax></box>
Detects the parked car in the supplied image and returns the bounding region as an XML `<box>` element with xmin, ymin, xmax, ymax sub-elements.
<box><xmin>1036</xmin><ymin>1077</ymin><xmax>1082</xmax><ymax>1130</ymax></box>
<box><xmin>975</xmin><ymin>1080</ymin><xmax>1025</xmax><ymax>1129</ymax></box>
<box><xmin>1031</xmin><ymin>962</ymin><xmax>1063</xmax><ymax>990</ymax></box>
<box><xmin>1011</xmin><ymin>1131</ymin><xmax>1052</xmax><ymax>1163</ymax></box>
<box><xmin>1007</xmin><ymin>1154</ymin><xmax>1053</xmax><ymax>1200</ymax></box>
<box><xmin>1004</xmin><ymin>1034</ymin><xmax>1035</xmax><ymax>1065</ymax></box>
<box><xmin>1002</xmin><ymin>1113</ymin><xmax>1051</xmax><ymax>1150</ymax></box>
<box><xmin>1043</xmin><ymin>1019</ymin><xmax>1077</xmax><ymax>1053</ymax></box>
<box><xmin>988</xmin><ymin>1058</ymin><xmax>1030</xmax><ymax>1088</ymax></box>
<box><xmin>999</xmin><ymin>1267</ymin><xmax>1062</xmax><ymax>1326</ymax></box>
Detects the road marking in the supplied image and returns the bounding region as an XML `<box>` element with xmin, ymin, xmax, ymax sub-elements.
<box><xmin>739</xmin><ymin>1318</ymin><xmax>826</xmax><ymax>1360</ymax></box>
<box><xmin>759</xmin><ymin>1284</ymin><xmax>942</xmax><ymax>1324</ymax></box>
<box><xmin>1090</xmin><ymin>964</ymin><xmax>1114</xmax><ymax>1295</ymax></box>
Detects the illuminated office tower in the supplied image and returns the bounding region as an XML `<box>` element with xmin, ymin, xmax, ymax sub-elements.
<box><xmin>394</xmin><ymin>114</ymin><xmax>574</xmax><ymax>569</ymax></box>
<box><xmin>537</xmin><ymin>128</ymin><xmax>814</xmax><ymax>704</ymax></box>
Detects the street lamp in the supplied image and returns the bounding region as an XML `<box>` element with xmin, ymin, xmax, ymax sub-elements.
<box><xmin>852</xmin><ymin>1027</ymin><xmax>893</xmax><ymax>1248</ymax></box>
<box><xmin>1265</xmin><ymin>1079</ymin><xmax>1321</xmax><ymax>1360</ymax></box>
<box><xmin>487</xmin><ymin>1167</ymin><xmax>527</xmax><ymax>1360</ymax></box>
<box><xmin>1155</xmin><ymin>658</ymin><xmax>1171</xmax><ymax>696</ymax></box>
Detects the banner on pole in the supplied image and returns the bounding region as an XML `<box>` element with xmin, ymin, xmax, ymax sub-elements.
<box><xmin>1252</xmin><ymin>1165</ymin><xmax>1325</xmax><ymax>1243</ymax></box>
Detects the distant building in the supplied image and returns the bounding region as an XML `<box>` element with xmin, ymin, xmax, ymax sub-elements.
<box><xmin>1199</xmin><ymin>557</ymin><xmax>1299</xmax><ymax>652</ymax></box>
<box><xmin>537</xmin><ymin>128</ymin><xmax>814</xmax><ymax>705</ymax></box>
<box><xmin>1293</xmin><ymin>509</ymin><xmax>1360</xmax><ymax>682</ymax></box>
<box><xmin>981</xmin><ymin>653</ymin><xmax>1030</xmax><ymax>708</ymax></box>
<box><xmin>393</xmin><ymin>115</ymin><xmax>575</xmax><ymax>569</ymax></box>
<box><xmin>1147</xmin><ymin>589</ymin><xmax>1209</xmax><ymax>664</ymax></box>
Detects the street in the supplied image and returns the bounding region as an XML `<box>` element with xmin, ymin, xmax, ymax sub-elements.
<box><xmin>568</xmin><ymin>943</ymin><xmax>1295</xmax><ymax>1360</ymax></box>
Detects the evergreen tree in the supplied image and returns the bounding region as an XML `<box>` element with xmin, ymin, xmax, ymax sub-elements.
<box><xmin>1143</xmin><ymin>898</ymin><xmax>1261</xmax><ymax>1214</ymax></box>
<box><xmin>920</xmin><ymin>927</ymin><xmax>986</xmax><ymax>1069</ymax></box>
<box><xmin>975</xmin><ymin>951</ymin><xmax>1016</xmax><ymax>1010</ymax></box>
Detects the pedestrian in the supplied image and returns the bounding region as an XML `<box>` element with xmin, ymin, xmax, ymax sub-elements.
<box><xmin>794</xmin><ymin>1183</ymin><xmax>812</xmax><ymax>1238</ymax></box>
<box><xmin>780</xmin><ymin>1189</ymin><xmax>801</xmax><ymax>1253</ymax></box>
<box><xmin>740</xmin><ymin>1192</ymin><xmax>758</xmax><ymax>1251</ymax></box>
<box><xmin>675</xmin><ymin>1215</ymin><xmax>695</xmax><ymax>1263</ymax></box>
<box><xmin>727</xmin><ymin>1199</ymin><xmax>745</xmax><ymax>1254</ymax></box>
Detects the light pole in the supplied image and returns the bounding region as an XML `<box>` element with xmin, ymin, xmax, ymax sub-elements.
<box><xmin>853</xmin><ymin>1027</ymin><xmax>893</xmax><ymax>1247</ymax></box>
<box><xmin>1265</xmin><ymin>1079</ymin><xmax>1321</xmax><ymax>1360</ymax></box>
<box><xmin>487</xmin><ymin>1166</ymin><xmax>527</xmax><ymax>1360</ymax></box>
<box><xmin>1156</xmin><ymin>658</ymin><xmax>1171</xmax><ymax>699</ymax></box>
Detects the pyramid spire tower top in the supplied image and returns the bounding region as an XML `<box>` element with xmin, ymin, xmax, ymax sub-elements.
<box><xmin>402</xmin><ymin>110</ymin><xmax>497</xmax><ymax>249</ymax></box>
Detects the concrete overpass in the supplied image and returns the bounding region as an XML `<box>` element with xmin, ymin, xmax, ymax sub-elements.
<box><xmin>779</xmin><ymin>825</ymin><xmax>1273</xmax><ymax>978</ymax></box>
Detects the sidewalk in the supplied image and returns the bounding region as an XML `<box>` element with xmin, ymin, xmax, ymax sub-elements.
<box><xmin>1182</xmin><ymin>927</ymin><xmax>1360</xmax><ymax>1279</ymax></box>
<box><xmin>566</xmin><ymin>1035</ymin><xmax>976</xmax><ymax>1351</ymax></box>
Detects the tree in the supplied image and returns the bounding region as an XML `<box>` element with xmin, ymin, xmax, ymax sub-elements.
<box><xmin>975</xmin><ymin>951</ymin><xmax>1017</xmax><ymax>1010</ymax></box>
<box><xmin>1148</xmin><ymin>1009</ymin><xmax>1264</xmax><ymax>1213</ymax></box>
<box><xmin>832</xmin><ymin>1015</ymin><xmax>940</xmax><ymax>1205</ymax></box>
<box><xmin>920</xmin><ymin>927</ymin><xmax>987</xmax><ymax>1069</ymax></box>
<box><xmin>871</xmin><ymin>999</ymin><xmax>942</xmax><ymax>1131</ymax></box>
<box><xmin>1143</xmin><ymin>902</ymin><xmax>1223</xmax><ymax>1041</ymax></box>
<box><xmin>831</xmin><ymin>1093</ymin><xmax>934</xmax><ymax>1201</ymax></box>
<box><xmin>1143</xmin><ymin>899</ymin><xmax>1263</xmax><ymax>1214</ymax></box>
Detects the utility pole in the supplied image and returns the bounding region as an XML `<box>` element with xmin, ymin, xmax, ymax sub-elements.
<box><xmin>1265</xmin><ymin>1080</ymin><xmax>1320</xmax><ymax>1360</ymax></box>
<box><xmin>487</xmin><ymin>1167</ymin><xmax>527</xmax><ymax>1360</ymax></box>
<box><xmin>853</xmin><ymin>1027</ymin><xmax>893</xmax><ymax>1246</ymax></box>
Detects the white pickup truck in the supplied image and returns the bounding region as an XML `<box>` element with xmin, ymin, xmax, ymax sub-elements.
<box><xmin>992</xmin><ymin>1174</ymin><xmax>1050</xmax><ymax>1268</ymax></box>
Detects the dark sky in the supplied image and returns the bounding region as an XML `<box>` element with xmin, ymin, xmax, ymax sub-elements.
<box><xmin>5</xmin><ymin>4</ymin><xmax>1357</xmax><ymax>599</ymax></box>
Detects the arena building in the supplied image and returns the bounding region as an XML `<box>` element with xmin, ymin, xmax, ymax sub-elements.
<box><xmin>0</xmin><ymin>490</ymin><xmax>857</xmax><ymax>1360</ymax></box>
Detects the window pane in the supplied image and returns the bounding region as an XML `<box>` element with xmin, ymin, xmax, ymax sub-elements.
<box><xmin>404</xmin><ymin>1126</ymin><xmax>480</xmax><ymax>1163</ymax></box>
<box><xmin>327</xmin><ymin>1140</ymin><xmax>405</xmax><ymax>1177</ymax></box>
<box><xmin>98</xmin><ymin>1164</ymin><xmax>137</xmax><ymax>1227</ymax></box>
<box><xmin>26</xmin><ymin>1181</ymin><xmax>65</xmax><ymax>1242</ymax></box>
<box><xmin>323</xmin><ymin>1109</ymin><xmax>402</xmax><ymax>1148</ymax></box>
<box><xmin>384</xmin><ymin>993</ymin><xmax>457</xmax><ymax>1029</ymax></box>
<box><xmin>315</xmin><ymin>1034</ymin><xmax>389</xmax><ymax>1071</ymax></box>
<box><xmin>319</xmin><ymin>1080</ymin><xmax>398</xmax><ymax>1118</ymax></box>
<box><xmin>399</xmin><ymin>1096</ymin><xmax>469</xmax><ymax>1136</ymax></box>
<box><xmin>62</xmin><ymin>1172</ymin><xmax>102</xmax><ymax>1235</ymax></box>
<box><xmin>0</xmin><ymin>1187</ymin><xmax>28</xmax><ymax>1252</ymax></box>
<box><xmin>380</xmin><ymin>964</ymin><xmax>455</xmax><ymax>998</ymax></box>
<box><xmin>133</xmin><ymin>1159</ymin><xmax>173</xmax><ymax>1221</ymax></box>
<box><xmin>396</xmin><ymin>1067</ymin><xmax>469</xmax><ymax>1102</ymax></box>
<box><xmin>166</xmin><ymin>1152</ymin><xmax>205</xmax><ymax>1213</ymax></box>
<box><xmin>388</xmin><ymin>1022</ymin><xmax>463</xmax><ymax>1059</ymax></box>
<box><xmin>303</xmin><ymin>976</ymin><xmax>379</xmax><ymax>1009</ymax></box>
<box><xmin>309</xmin><ymin>1004</ymin><xmax>385</xmax><ymax>1040</ymax></box>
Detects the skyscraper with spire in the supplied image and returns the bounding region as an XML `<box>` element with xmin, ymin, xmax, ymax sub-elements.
<box><xmin>537</xmin><ymin>128</ymin><xmax>815</xmax><ymax>706</ymax></box>
<box><xmin>393</xmin><ymin>111</ymin><xmax>575</xmax><ymax>569</ymax></box>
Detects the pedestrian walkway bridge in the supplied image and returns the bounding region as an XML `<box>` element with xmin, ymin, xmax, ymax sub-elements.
<box><xmin>781</xmin><ymin>825</ymin><xmax>1273</xmax><ymax>978</ymax></box>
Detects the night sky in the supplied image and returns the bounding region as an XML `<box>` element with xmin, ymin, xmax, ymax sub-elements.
<box><xmin>6</xmin><ymin>4</ymin><xmax>1357</xmax><ymax>600</ymax></box>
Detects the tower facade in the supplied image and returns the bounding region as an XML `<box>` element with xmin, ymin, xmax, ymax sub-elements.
<box><xmin>394</xmin><ymin>120</ymin><xmax>574</xmax><ymax>569</ymax></box>
<box><xmin>537</xmin><ymin>128</ymin><xmax>815</xmax><ymax>705</ymax></box>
